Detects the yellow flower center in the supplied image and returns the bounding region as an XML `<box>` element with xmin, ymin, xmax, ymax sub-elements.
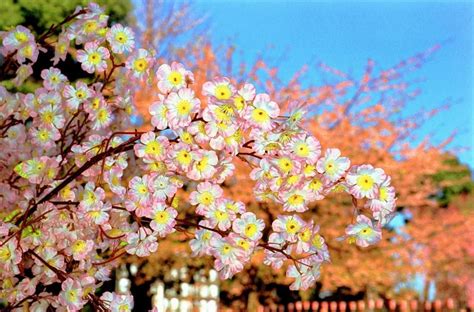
<box><xmin>168</xmin><ymin>71</ymin><xmax>183</xmax><ymax>86</ymax></box>
<box><xmin>356</xmin><ymin>174</ymin><xmax>375</xmax><ymax>191</ymax></box>
<box><xmin>222</xmin><ymin>244</ymin><xmax>232</xmax><ymax>255</ymax></box>
<box><xmin>88</xmin><ymin>210</ymin><xmax>101</xmax><ymax>218</ymax></box>
<box><xmin>379</xmin><ymin>187</ymin><xmax>388</xmax><ymax>201</ymax></box>
<box><xmin>288</xmin><ymin>194</ymin><xmax>304</xmax><ymax>206</ymax></box>
<box><xmin>32</xmin><ymin>161</ymin><xmax>45</xmax><ymax>174</ymax></box>
<box><xmin>66</xmin><ymin>289</ymin><xmax>78</xmax><ymax>303</ymax></box>
<box><xmin>0</xmin><ymin>246</ymin><xmax>12</xmax><ymax>262</ymax></box>
<box><xmin>309</xmin><ymin>178</ymin><xmax>323</xmax><ymax>191</ymax></box>
<box><xmin>84</xmin><ymin>20</ymin><xmax>98</xmax><ymax>33</ymax></box>
<box><xmin>202</xmin><ymin>232</ymin><xmax>211</xmax><ymax>241</ymax></box>
<box><xmin>237</xmin><ymin>239</ymin><xmax>250</xmax><ymax>250</ymax></box>
<box><xmin>91</xmin><ymin>98</ymin><xmax>101</xmax><ymax>110</ymax></box>
<box><xmin>215</xmin><ymin>104</ymin><xmax>234</xmax><ymax>121</ymax></box>
<box><xmin>287</xmin><ymin>175</ymin><xmax>299</xmax><ymax>185</ymax></box>
<box><xmin>225</xmin><ymin>202</ymin><xmax>238</xmax><ymax>212</ymax></box>
<box><xmin>97</xmin><ymin>108</ymin><xmax>109</xmax><ymax>123</ymax></box>
<box><xmin>325</xmin><ymin>161</ymin><xmax>336</xmax><ymax>175</ymax></box>
<box><xmin>176</xmin><ymin>150</ymin><xmax>192</xmax><ymax>166</ymax></box>
<box><xmin>360</xmin><ymin>227</ymin><xmax>373</xmax><ymax>237</ymax></box>
<box><xmin>133</xmin><ymin>58</ymin><xmax>147</xmax><ymax>72</ymax></box>
<box><xmin>144</xmin><ymin>141</ymin><xmax>163</xmax><ymax>156</ymax></box>
<box><xmin>60</xmin><ymin>186</ymin><xmax>72</xmax><ymax>199</ymax></box>
<box><xmin>180</xmin><ymin>132</ymin><xmax>193</xmax><ymax>144</ymax></box>
<box><xmin>196</xmin><ymin>157</ymin><xmax>209</xmax><ymax>172</ymax></box>
<box><xmin>244</xmin><ymin>223</ymin><xmax>258</xmax><ymax>238</ymax></box>
<box><xmin>154</xmin><ymin>211</ymin><xmax>170</xmax><ymax>224</ymax></box>
<box><xmin>14</xmin><ymin>31</ymin><xmax>28</xmax><ymax>43</ymax></box>
<box><xmin>299</xmin><ymin>229</ymin><xmax>311</xmax><ymax>242</ymax></box>
<box><xmin>149</xmin><ymin>161</ymin><xmax>166</xmax><ymax>172</ymax></box>
<box><xmin>251</xmin><ymin>108</ymin><xmax>269</xmax><ymax>124</ymax></box>
<box><xmin>58</xmin><ymin>43</ymin><xmax>67</xmax><ymax>54</ymax></box>
<box><xmin>72</xmin><ymin>240</ymin><xmax>87</xmax><ymax>254</ymax></box>
<box><xmin>285</xmin><ymin>219</ymin><xmax>301</xmax><ymax>234</ymax></box>
<box><xmin>304</xmin><ymin>164</ymin><xmax>316</xmax><ymax>175</ymax></box>
<box><xmin>137</xmin><ymin>185</ymin><xmax>148</xmax><ymax>195</ymax></box>
<box><xmin>41</xmin><ymin>111</ymin><xmax>54</xmax><ymax>124</ymax></box>
<box><xmin>312</xmin><ymin>234</ymin><xmax>323</xmax><ymax>249</ymax></box>
<box><xmin>177</xmin><ymin>100</ymin><xmax>192</xmax><ymax>116</ymax></box>
<box><xmin>277</xmin><ymin>157</ymin><xmax>293</xmax><ymax>173</ymax></box>
<box><xmin>214</xmin><ymin>210</ymin><xmax>228</xmax><ymax>222</ymax></box>
<box><xmin>84</xmin><ymin>191</ymin><xmax>96</xmax><ymax>204</ymax></box>
<box><xmin>234</xmin><ymin>96</ymin><xmax>245</xmax><ymax>110</ymax></box>
<box><xmin>76</xmin><ymin>90</ymin><xmax>85</xmax><ymax>99</ymax></box>
<box><xmin>22</xmin><ymin>45</ymin><xmax>33</xmax><ymax>57</ymax></box>
<box><xmin>215</xmin><ymin>85</ymin><xmax>232</xmax><ymax>100</ymax></box>
<box><xmin>294</xmin><ymin>142</ymin><xmax>309</xmax><ymax>157</ymax></box>
<box><xmin>198</xmin><ymin>191</ymin><xmax>214</xmax><ymax>205</ymax></box>
<box><xmin>38</xmin><ymin>129</ymin><xmax>50</xmax><ymax>142</ymax></box>
<box><xmin>115</xmin><ymin>32</ymin><xmax>127</xmax><ymax>43</ymax></box>
<box><xmin>88</xmin><ymin>52</ymin><xmax>101</xmax><ymax>65</ymax></box>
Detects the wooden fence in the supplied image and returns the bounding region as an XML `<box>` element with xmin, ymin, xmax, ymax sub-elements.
<box><xmin>257</xmin><ymin>299</ymin><xmax>473</xmax><ymax>312</ymax></box>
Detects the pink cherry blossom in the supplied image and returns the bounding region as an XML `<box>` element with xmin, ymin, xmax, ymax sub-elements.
<box><xmin>0</xmin><ymin>5</ymin><xmax>398</xmax><ymax>307</ymax></box>
<box><xmin>156</xmin><ymin>62</ymin><xmax>193</xmax><ymax>93</ymax></box>
<box><xmin>149</xmin><ymin>202</ymin><xmax>177</xmax><ymax>237</ymax></box>
<box><xmin>77</xmin><ymin>41</ymin><xmax>110</xmax><ymax>73</ymax></box>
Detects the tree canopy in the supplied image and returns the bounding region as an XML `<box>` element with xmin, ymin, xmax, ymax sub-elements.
<box><xmin>0</xmin><ymin>0</ymin><xmax>132</xmax><ymax>35</ymax></box>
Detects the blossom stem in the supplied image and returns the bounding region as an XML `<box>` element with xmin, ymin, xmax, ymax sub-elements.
<box><xmin>92</xmin><ymin>250</ymin><xmax>127</xmax><ymax>266</ymax></box>
<box><xmin>37</xmin><ymin>9</ymin><xmax>88</xmax><ymax>43</ymax></box>
<box><xmin>242</xmin><ymin>140</ymin><xmax>255</xmax><ymax>148</ymax></box>
<box><xmin>16</xmin><ymin>134</ymin><xmax>141</xmax><ymax>226</ymax></box>
<box><xmin>236</xmin><ymin>152</ymin><xmax>262</xmax><ymax>159</ymax></box>
<box><xmin>28</xmin><ymin>250</ymin><xmax>68</xmax><ymax>281</ymax></box>
<box><xmin>175</xmin><ymin>218</ymin><xmax>227</xmax><ymax>236</ymax></box>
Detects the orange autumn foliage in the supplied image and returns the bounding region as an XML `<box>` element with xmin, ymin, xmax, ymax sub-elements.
<box><xmin>127</xmin><ymin>3</ymin><xmax>471</xmax><ymax>306</ymax></box>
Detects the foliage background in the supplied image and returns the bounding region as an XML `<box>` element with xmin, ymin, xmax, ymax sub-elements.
<box><xmin>0</xmin><ymin>0</ymin><xmax>472</xmax><ymax>310</ymax></box>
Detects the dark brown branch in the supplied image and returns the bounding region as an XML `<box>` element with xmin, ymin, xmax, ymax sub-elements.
<box><xmin>28</xmin><ymin>250</ymin><xmax>68</xmax><ymax>281</ymax></box>
<box><xmin>16</xmin><ymin>134</ymin><xmax>141</xmax><ymax>226</ymax></box>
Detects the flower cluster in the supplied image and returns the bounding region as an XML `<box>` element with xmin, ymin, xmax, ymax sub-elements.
<box><xmin>0</xmin><ymin>3</ymin><xmax>396</xmax><ymax>311</ymax></box>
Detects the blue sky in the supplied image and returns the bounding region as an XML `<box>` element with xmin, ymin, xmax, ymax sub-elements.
<box><xmin>192</xmin><ymin>0</ymin><xmax>473</xmax><ymax>168</ymax></box>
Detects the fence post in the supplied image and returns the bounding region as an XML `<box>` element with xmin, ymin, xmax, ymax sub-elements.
<box><xmin>375</xmin><ymin>298</ymin><xmax>384</xmax><ymax>311</ymax></box>
<box><xmin>288</xmin><ymin>302</ymin><xmax>295</xmax><ymax>312</ymax></box>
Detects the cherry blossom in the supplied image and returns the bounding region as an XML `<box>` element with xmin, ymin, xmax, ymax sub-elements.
<box><xmin>346</xmin><ymin>164</ymin><xmax>387</xmax><ymax>199</ymax></box>
<box><xmin>165</xmin><ymin>87</ymin><xmax>200</xmax><ymax>129</ymax></box>
<box><xmin>232</xmin><ymin>212</ymin><xmax>265</xmax><ymax>241</ymax></box>
<box><xmin>106</xmin><ymin>24</ymin><xmax>135</xmax><ymax>54</ymax></box>
<box><xmin>126</xmin><ymin>48</ymin><xmax>153</xmax><ymax>79</ymax></box>
<box><xmin>101</xmin><ymin>291</ymin><xmax>134</xmax><ymax>311</ymax></box>
<box><xmin>58</xmin><ymin>278</ymin><xmax>86</xmax><ymax>311</ymax></box>
<box><xmin>149</xmin><ymin>203</ymin><xmax>178</xmax><ymax>237</ymax></box>
<box><xmin>316</xmin><ymin>148</ymin><xmax>351</xmax><ymax>181</ymax></box>
<box><xmin>156</xmin><ymin>62</ymin><xmax>193</xmax><ymax>93</ymax></box>
<box><xmin>0</xmin><ymin>4</ymin><xmax>397</xmax><ymax>309</ymax></box>
<box><xmin>76</xmin><ymin>41</ymin><xmax>110</xmax><ymax>73</ymax></box>
<box><xmin>345</xmin><ymin>215</ymin><xmax>382</xmax><ymax>247</ymax></box>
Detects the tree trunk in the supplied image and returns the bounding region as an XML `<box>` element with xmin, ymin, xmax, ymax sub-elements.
<box><xmin>247</xmin><ymin>291</ymin><xmax>259</xmax><ymax>312</ymax></box>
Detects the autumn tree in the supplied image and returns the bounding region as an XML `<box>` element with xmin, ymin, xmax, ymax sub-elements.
<box><xmin>127</xmin><ymin>18</ymin><xmax>472</xmax><ymax>307</ymax></box>
<box><xmin>0</xmin><ymin>2</ymin><xmax>401</xmax><ymax>311</ymax></box>
<box><xmin>405</xmin><ymin>154</ymin><xmax>474</xmax><ymax>305</ymax></box>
